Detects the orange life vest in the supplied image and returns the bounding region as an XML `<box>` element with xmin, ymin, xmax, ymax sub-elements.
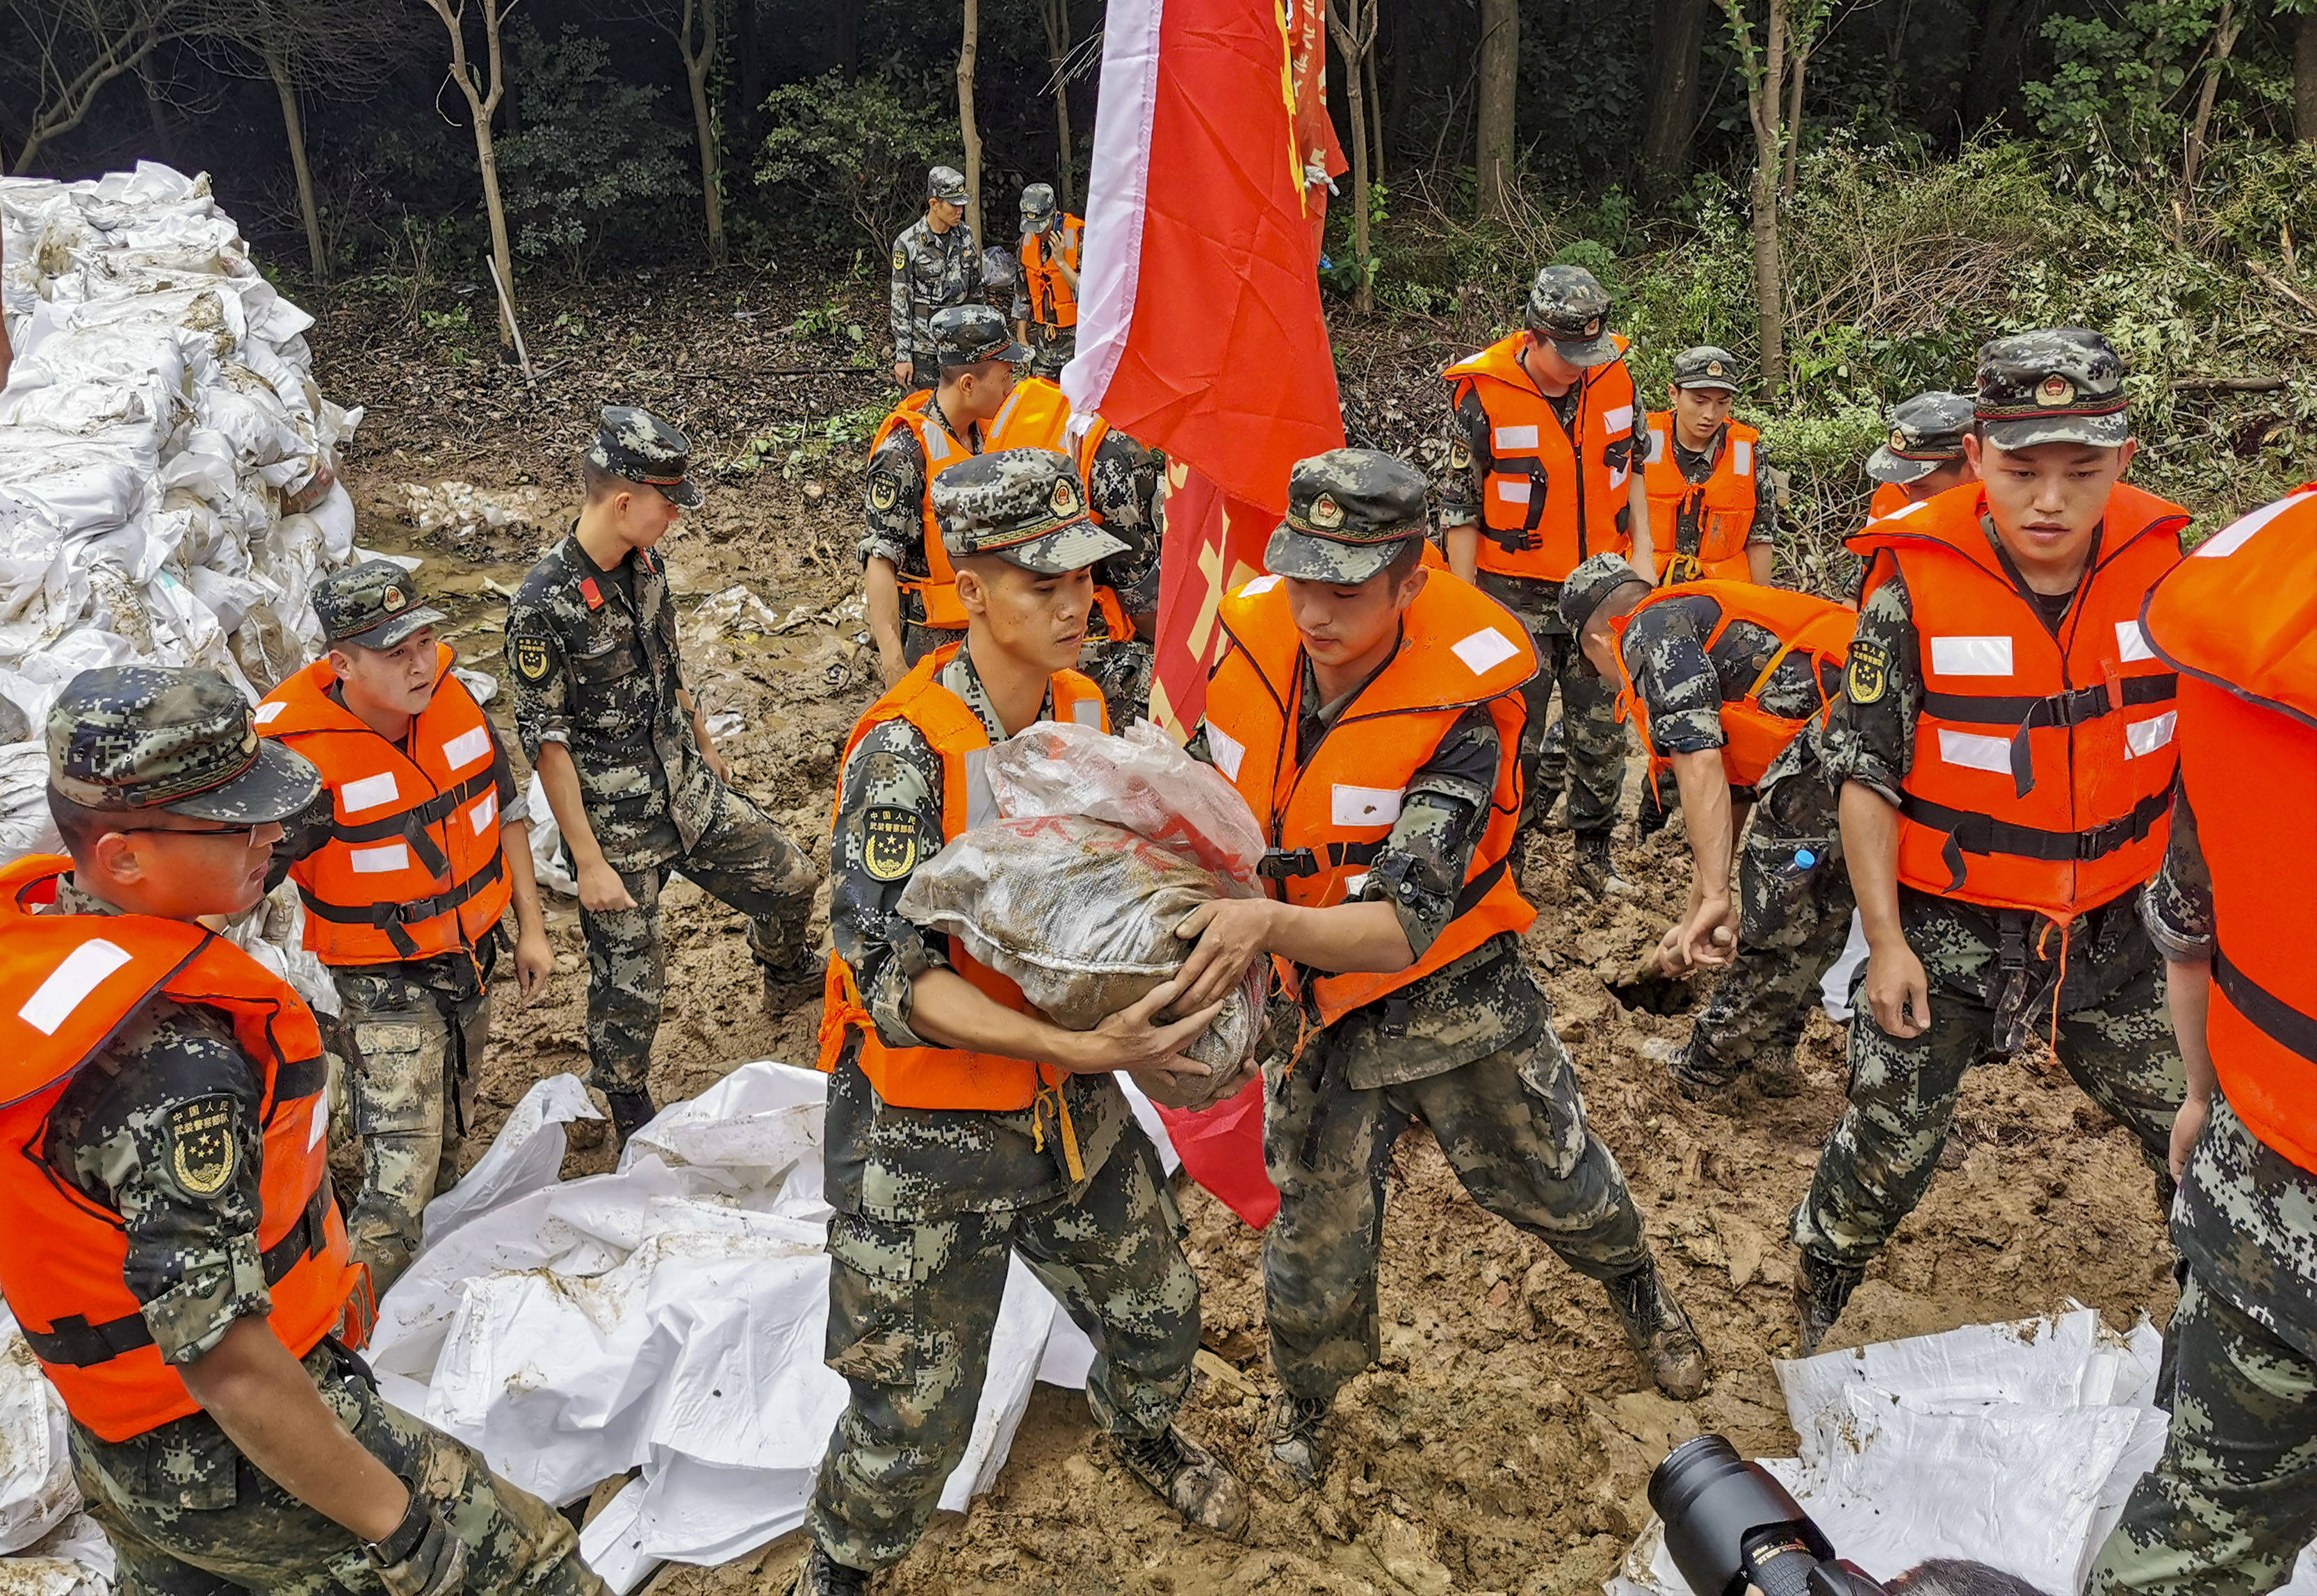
<box><xmin>2143</xmin><ymin>483</ymin><xmax>2317</xmax><ymax>1174</ymax></box>
<box><xmin>1442</xmin><ymin>332</ymin><xmax>1638</xmax><ymax>584</ymax></box>
<box><xmin>1612</xmin><ymin>580</ymin><xmax>1855</xmax><ymax>792</ymax></box>
<box><xmin>817</xmin><ymin>644</ymin><xmax>1109</xmax><ymax>1116</ymax></box>
<box><xmin>1869</xmin><ymin>480</ymin><xmax>1912</xmax><ymax>521</ymax></box>
<box><xmin>1851</xmin><ymin>482</ymin><xmax>2188</xmax><ymax>924</ymax></box>
<box><xmin>0</xmin><ymin>857</ymin><xmax>365</xmax><ymax>1442</ymax></box>
<box><xmin>257</xmin><ymin>646</ymin><xmax>512</xmax><ymax>966</ymax></box>
<box><xmin>1201</xmin><ymin>570</ymin><xmax>1538</xmax><ymax>1032</ymax></box>
<box><xmin>1641</xmin><ymin>415</ymin><xmax>1759</xmax><ymax>585</ymax></box>
<box><xmin>1018</xmin><ymin>217</ymin><xmax>1083</xmax><ymax>329</ymax></box>
<box><xmin>868</xmin><ymin>379</ymin><xmax>1132</xmax><ymax>639</ymax></box>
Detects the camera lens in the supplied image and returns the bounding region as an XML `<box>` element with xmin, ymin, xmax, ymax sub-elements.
<box><xmin>1650</xmin><ymin>1435</ymin><xmax>1828</xmax><ymax>1596</ymax></box>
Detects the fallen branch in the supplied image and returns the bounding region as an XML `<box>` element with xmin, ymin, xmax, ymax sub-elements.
<box><xmin>2170</xmin><ymin>375</ymin><xmax>2288</xmax><ymax>393</ymax></box>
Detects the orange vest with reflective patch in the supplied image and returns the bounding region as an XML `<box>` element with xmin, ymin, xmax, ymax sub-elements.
<box><xmin>1641</xmin><ymin>416</ymin><xmax>1759</xmax><ymax>585</ymax></box>
<box><xmin>1851</xmin><ymin>482</ymin><xmax>2188</xmax><ymax>923</ymax></box>
<box><xmin>1201</xmin><ymin>571</ymin><xmax>1538</xmax><ymax>1031</ymax></box>
<box><xmin>1869</xmin><ymin>480</ymin><xmax>1912</xmax><ymax>521</ymax></box>
<box><xmin>0</xmin><ymin>857</ymin><xmax>364</xmax><ymax>1442</ymax></box>
<box><xmin>868</xmin><ymin>380</ymin><xmax>1130</xmax><ymax>638</ymax></box>
<box><xmin>817</xmin><ymin>645</ymin><xmax>1109</xmax><ymax>1111</ymax></box>
<box><xmin>1443</xmin><ymin>332</ymin><xmax>1637</xmax><ymax>584</ymax></box>
<box><xmin>1613</xmin><ymin>580</ymin><xmax>1855</xmax><ymax>791</ymax></box>
<box><xmin>258</xmin><ymin>646</ymin><xmax>512</xmax><ymax>966</ymax></box>
<box><xmin>1019</xmin><ymin>217</ymin><xmax>1083</xmax><ymax>329</ymax></box>
<box><xmin>2143</xmin><ymin>484</ymin><xmax>2317</xmax><ymax>1174</ymax></box>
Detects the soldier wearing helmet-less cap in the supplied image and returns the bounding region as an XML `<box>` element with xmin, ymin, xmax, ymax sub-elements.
<box><xmin>1864</xmin><ymin>390</ymin><xmax>1980</xmax><ymax>521</ymax></box>
<box><xmin>1634</xmin><ymin>347</ymin><xmax>1788</xmax><ymax>589</ymax></box>
<box><xmin>1011</xmin><ymin>182</ymin><xmax>1085</xmax><ymax>380</ymax></box>
<box><xmin>1174</xmin><ymin>448</ymin><xmax>1707</xmax><ymax>1499</ymax></box>
<box><xmin>804</xmin><ymin>446</ymin><xmax>1245</xmax><ymax>1596</ymax></box>
<box><xmin>888</xmin><ymin>165</ymin><xmax>983</xmax><ymax>393</ymax></box>
<box><xmin>1436</xmin><ymin>265</ymin><xmax>1658</xmax><ymax>899</ymax></box>
<box><xmin>1790</xmin><ymin>327</ymin><xmax>2191</xmax><ymax>1356</ymax></box>
<box><xmin>504</xmin><ymin>407</ymin><xmax>821</xmax><ymax>1148</ymax></box>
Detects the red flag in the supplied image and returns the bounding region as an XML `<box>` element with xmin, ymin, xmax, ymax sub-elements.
<box><xmin>1289</xmin><ymin>0</ymin><xmax>1349</xmax><ymax>261</ymax></box>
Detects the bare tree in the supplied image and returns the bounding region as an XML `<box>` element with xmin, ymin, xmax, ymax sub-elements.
<box><xmin>6</xmin><ymin>0</ymin><xmax>215</xmax><ymax>174</ymax></box>
<box><xmin>662</xmin><ymin>0</ymin><xmax>727</xmax><ymax>266</ymax></box>
<box><xmin>1474</xmin><ymin>0</ymin><xmax>1517</xmax><ymax>218</ymax></box>
<box><xmin>2181</xmin><ymin>0</ymin><xmax>2245</xmax><ymax>188</ymax></box>
<box><xmin>1717</xmin><ymin>0</ymin><xmax>1832</xmax><ymax>394</ymax></box>
<box><xmin>1325</xmin><ymin>0</ymin><xmax>1379</xmax><ymax>312</ymax></box>
<box><xmin>1642</xmin><ymin>0</ymin><xmax>1712</xmax><ymax>178</ymax></box>
<box><xmin>959</xmin><ymin>0</ymin><xmax>984</xmax><ymax>247</ymax></box>
<box><xmin>2298</xmin><ymin>3</ymin><xmax>2317</xmax><ymax>142</ymax></box>
<box><xmin>421</xmin><ymin>0</ymin><xmax>523</xmax><ymax>348</ymax></box>
<box><xmin>1037</xmin><ymin>0</ymin><xmax>1074</xmax><ymax>210</ymax></box>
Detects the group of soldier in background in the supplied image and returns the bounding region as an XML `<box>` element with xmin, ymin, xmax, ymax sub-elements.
<box><xmin>0</xmin><ymin>153</ymin><xmax>2307</xmax><ymax>1596</ymax></box>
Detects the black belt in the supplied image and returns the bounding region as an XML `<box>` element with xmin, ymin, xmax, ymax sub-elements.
<box><xmin>1901</xmin><ymin>789</ymin><xmax>2170</xmax><ymax>895</ymax></box>
<box><xmin>329</xmin><ymin>772</ymin><xmax>498</xmax><ymax>879</ymax></box>
<box><xmin>1483</xmin><ymin>458</ymin><xmax>1552</xmax><ymax>555</ymax></box>
<box><xmin>23</xmin><ymin>1187</ymin><xmax>332</xmax><ymax>1367</ymax></box>
<box><xmin>1922</xmin><ymin>676</ymin><xmax>2177</xmax><ymax>799</ymax></box>
<box><xmin>300</xmin><ymin>852</ymin><xmax>507</xmax><ymax>958</ymax></box>
<box><xmin>2215</xmin><ymin>943</ymin><xmax>2317</xmax><ymax>1066</ymax></box>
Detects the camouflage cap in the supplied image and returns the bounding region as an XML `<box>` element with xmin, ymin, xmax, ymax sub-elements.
<box><xmin>1020</xmin><ymin>183</ymin><xmax>1058</xmax><ymax>228</ymax></box>
<box><xmin>1525</xmin><ymin>266</ymin><xmax>1618</xmax><ymax>368</ymax></box>
<box><xmin>1556</xmin><ymin>552</ymin><xmax>1652</xmax><ymax>633</ymax></box>
<box><xmin>928</xmin><ymin>165</ymin><xmax>970</xmax><ymax>204</ymax></box>
<box><xmin>1975</xmin><ymin>328</ymin><xmax>2130</xmax><ymax>450</ymax></box>
<box><xmin>932</xmin><ymin>304</ymin><xmax>1030</xmax><ymax>370</ymax></box>
<box><xmin>1670</xmin><ymin>345</ymin><xmax>1742</xmax><ymax>393</ymax></box>
<box><xmin>312</xmin><ymin>558</ymin><xmax>446</xmax><ymax>650</ymax></box>
<box><xmin>49</xmin><ymin>665</ymin><xmax>320</xmax><ymax>822</ymax></box>
<box><xmin>1265</xmin><ymin>449</ymin><xmax>1429</xmax><ymax>585</ymax></box>
<box><xmin>934</xmin><ymin>448</ymin><xmax>1128</xmax><ymax>575</ymax></box>
<box><xmin>1866</xmin><ymin>390</ymin><xmax>1976</xmax><ymax>484</ymax></box>
<box><xmin>587</xmin><ymin>406</ymin><xmax>703</xmax><ymax>509</ymax></box>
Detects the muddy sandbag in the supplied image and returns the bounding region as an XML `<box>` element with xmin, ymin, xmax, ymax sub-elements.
<box><xmin>985</xmin><ymin>719</ymin><xmax>1266</xmax><ymax>889</ymax></box>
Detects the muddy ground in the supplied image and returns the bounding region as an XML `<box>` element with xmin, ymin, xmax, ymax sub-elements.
<box><xmin>311</xmin><ymin>271</ymin><xmax>2181</xmax><ymax>1596</ymax></box>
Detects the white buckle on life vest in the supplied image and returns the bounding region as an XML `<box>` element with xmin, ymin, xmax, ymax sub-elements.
<box><xmin>1928</xmin><ymin>636</ymin><xmax>2015</xmax><ymax>677</ymax></box>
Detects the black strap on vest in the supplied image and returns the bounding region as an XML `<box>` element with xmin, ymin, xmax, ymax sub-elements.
<box><xmin>2215</xmin><ymin>943</ymin><xmax>2317</xmax><ymax>1066</ymax></box>
<box><xmin>299</xmin><ymin>852</ymin><xmax>506</xmax><ymax>959</ymax></box>
<box><xmin>1901</xmin><ymin>789</ymin><xmax>2170</xmax><ymax>895</ymax></box>
<box><xmin>1485</xmin><ymin>459</ymin><xmax>1552</xmax><ymax>555</ymax></box>
<box><xmin>1921</xmin><ymin>675</ymin><xmax>2178</xmax><ymax>799</ymax></box>
<box><xmin>328</xmin><ymin>770</ymin><xmax>498</xmax><ymax>881</ymax></box>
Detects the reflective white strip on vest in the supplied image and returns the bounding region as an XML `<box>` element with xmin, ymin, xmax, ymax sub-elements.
<box><xmin>924</xmin><ymin>426</ymin><xmax>957</xmax><ymax>466</ymax></box>
<box><xmin>2114</xmin><ymin>621</ymin><xmax>2156</xmax><ymax>663</ymax></box>
<box><xmin>441</xmin><ymin>725</ymin><xmax>492</xmax><ymax>772</ymax></box>
<box><xmin>1344</xmin><ymin>872</ymin><xmax>1370</xmax><ymax>896</ymax></box>
<box><xmin>469</xmin><ymin>790</ymin><xmax>498</xmax><ymax>836</ymax></box>
<box><xmin>253</xmin><ymin>701</ymin><xmax>286</xmax><ymax>725</ymax></box>
<box><xmin>1928</xmin><ymin>635</ymin><xmax>2015</xmax><ymax>677</ymax></box>
<box><xmin>349</xmin><ymin>842</ymin><xmax>410</xmax><ymax>874</ymax></box>
<box><xmin>309</xmin><ymin>1099</ymin><xmax>328</xmax><ymax>1150</ymax></box>
<box><xmin>1493</xmin><ymin>425</ymin><xmax>1539</xmax><ymax>452</ymax></box>
<box><xmin>1602</xmin><ymin>405</ymin><xmax>1634</xmax><ymax>434</ymax></box>
<box><xmin>1732</xmin><ymin>439</ymin><xmax>1754</xmax><ymax>475</ymax></box>
<box><xmin>1494</xmin><ymin>480</ymin><xmax>1533</xmax><ymax>506</ymax></box>
<box><xmin>1239</xmin><ymin>574</ymin><xmax>1283</xmax><ymax>596</ymax></box>
<box><xmin>2126</xmin><ymin>711</ymin><xmax>2177</xmax><ymax>758</ymax></box>
<box><xmin>1332</xmin><ymin>785</ymin><xmax>1402</xmax><ymax>826</ymax></box>
<box><xmin>963</xmin><ymin>747</ymin><xmax>998</xmax><ymax>829</ymax></box>
<box><xmin>1647</xmin><ymin>427</ymin><xmax>1668</xmax><ymax>464</ymax></box>
<box><xmin>2195</xmin><ymin>492</ymin><xmax>2302</xmax><ymax>561</ymax></box>
<box><xmin>1069</xmin><ymin>698</ymin><xmax>1102</xmax><ymax>727</ymax></box>
<box><xmin>1203</xmin><ymin>722</ymin><xmax>1246</xmax><ymax>781</ymax></box>
<box><xmin>340</xmin><ymin>770</ymin><xmax>400</xmax><ymax>814</ymax></box>
<box><xmin>18</xmin><ymin>939</ymin><xmax>132</xmax><ymax>1036</ymax></box>
<box><xmin>1937</xmin><ymin>729</ymin><xmax>2013</xmax><ymax>774</ymax></box>
<box><xmin>1452</xmin><ymin>627</ymin><xmax>1520</xmax><ymax>676</ymax></box>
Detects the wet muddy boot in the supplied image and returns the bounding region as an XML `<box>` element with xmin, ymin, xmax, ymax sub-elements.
<box><xmin>1750</xmin><ymin>1047</ymin><xmax>1806</xmax><ymax>1099</ymax></box>
<box><xmin>605</xmin><ymin>1089</ymin><xmax>656</xmax><ymax>1150</ymax></box>
<box><xmin>1607</xmin><ymin>1260</ymin><xmax>1709</xmax><ymax>1399</ymax></box>
<box><xmin>1794</xmin><ymin>1251</ymin><xmax>1866</xmax><ymax>1356</ymax></box>
<box><xmin>1115</xmin><ymin>1426</ymin><xmax>1249</xmax><ymax>1535</ymax></box>
<box><xmin>789</xmin><ymin>1546</ymin><xmax>869</xmax><ymax>1596</ymax></box>
<box><xmin>761</xmin><ymin>954</ymin><xmax>824</xmax><ymax>1016</ymax></box>
<box><xmin>1261</xmin><ymin>1393</ymin><xmax>1333</xmax><ymax>1494</ymax></box>
<box><xmin>1667</xmin><ymin>1032</ymin><xmax>1737</xmax><ymax>1101</ymax></box>
<box><xmin>1573</xmin><ymin>831</ymin><xmax>1633</xmax><ymax>899</ymax></box>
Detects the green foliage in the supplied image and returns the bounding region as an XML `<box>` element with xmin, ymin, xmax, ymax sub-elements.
<box><xmin>724</xmin><ymin>402</ymin><xmax>888</xmax><ymax>477</ymax></box>
<box><xmin>495</xmin><ymin>26</ymin><xmax>694</xmax><ymax>278</ymax></box>
<box><xmin>2022</xmin><ymin>0</ymin><xmax>2225</xmax><ymax>163</ymax></box>
<box><xmin>755</xmin><ymin>71</ymin><xmax>957</xmax><ymax>254</ymax></box>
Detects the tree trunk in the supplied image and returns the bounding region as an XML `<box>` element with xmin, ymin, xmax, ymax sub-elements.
<box><xmin>138</xmin><ymin>56</ymin><xmax>179</xmax><ymax>166</ymax></box>
<box><xmin>1780</xmin><ymin>40</ymin><xmax>1806</xmax><ymax>201</ymax></box>
<box><xmin>266</xmin><ymin>48</ymin><xmax>327</xmax><ymax>282</ymax></box>
<box><xmin>2181</xmin><ymin>0</ymin><xmax>2241</xmax><ymax>188</ymax></box>
<box><xmin>1960</xmin><ymin>0</ymin><xmax>2038</xmax><ymax>131</ymax></box>
<box><xmin>1748</xmin><ymin>0</ymin><xmax>1788</xmax><ymax>393</ymax></box>
<box><xmin>1040</xmin><ymin>0</ymin><xmax>1075</xmax><ymax>209</ymax></box>
<box><xmin>959</xmin><ymin>0</ymin><xmax>984</xmax><ymax>247</ymax></box>
<box><xmin>2299</xmin><ymin>9</ymin><xmax>2317</xmax><ymax>144</ymax></box>
<box><xmin>736</xmin><ymin>0</ymin><xmax>764</xmax><ymax>131</ymax></box>
<box><xmin>1474</xmin><ymin>0</ymin><xmax>1517</xmax><ymax>218</ymax></box>
<box><xmin>680</xmin><ymin>0</ymin><xmax>726</xmax><ymax>266</ymax></box>
<box><xmin>426</xmin><ymin>0</ymin><xmax>519</xmax><ymax>347</ymax></box>
<box><xmin>833</xmin><ymin>0</ymin><xmax>862</xmax><ymax>81</ymax></box>
<box><xmin>1364</xmin><ymin>31</ymin><xmax>1385</xmax><ymax>184</ymax></box>
<box><xmin>1641</xmin><ymin>0</ymin><xmax>1711</xmax><ymax>178</ymax></box>
<box><xmin>1328</xmin><ymin>0</ymin><xmax>1375</xmax><ymax>312</ymax></box>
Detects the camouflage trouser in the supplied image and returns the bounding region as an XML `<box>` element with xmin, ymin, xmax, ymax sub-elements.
<box><xmin>1025</xmin><ymin>323</ymin><xmax>1076</xmax><ymax>380</ymax></box>
<box><xmin>582</xmin><ymin>785</ymin><xmax>818</xmax><ymax>1095</ymax></box>
<box><xmin>332</xmin><ymin>966</ymin><xmax>489</xmax><ymax>1292</ymax></box>
<box><xmin>1792</xmin><ymin>939</ymin><xmax>2183</xmax><ymax>1268</ymax></box>
<box><xmin>1262</xmin><ymin>1027</ymin><xmax>1650</xmax><ymax>1404</ymax></box>
<box><xmin>1523</xmin><ymin>630</ymin><xmax>1626</xmax><ymax>835</ymax></box>
<box><xmin>2089</xmin><ymin>1269</ymin><xmax>2317</xmax><ymax>1596</ymax></box>
<box><xmin>74</xmin><ymin>1343</ymin><xmax>606</xmax><ymax>1596</ymax></box>
<box><xmin>808</xmin><ymin>1127</ymin><xmax>1198</xmax><ymax>1571</ymax></box>
<box><xmin>1078</xmin><ymin>637</ymin><xmax>1155</xmax><ymax>728</ymax></box>
<box><xmin>902</xmin><ymin>622</ymin><xmax>964</xmax><ymax>670</ymax></box>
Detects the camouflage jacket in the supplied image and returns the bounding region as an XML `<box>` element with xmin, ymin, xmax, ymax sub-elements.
<box><xmin>1620</xmin><ymin>589</ymin><xmax>1836</xmax><ymax>763</ymax></box>
<box><xmin>1187</xmin><ymin>658</ymin><xmax>1540</xmax><ymax>1090</ymax></box>
<box><xmin>888</xmin><ymin>217</ymin><xmax>982</xmax><ymax>374</ymax></box>
<box><xmin>825</xmin><ymin>642</ymin><xmax>1134</xmax><ymax>1220</ymax></box>
<box><xmin>1660</xmin><ymin>425</ymin><xmax>1785</xmax><ymax>554</ymax></box>
<box><xmin>505</xmin><ymin>530</ymin><xmax>711</xmax><ymax>873</ymax></box>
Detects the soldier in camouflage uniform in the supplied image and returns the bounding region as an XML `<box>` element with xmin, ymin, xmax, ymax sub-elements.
<box><xmin>888</xmin><ymin>166</ymin><xmax>981</xmax><ymax>393</ymax></box>
<box><xmin>1436</xmin><ymin>266</ymin><xmax>1654</xmax><ymax>897</ymax></box>
<box><xmin>1559</xmin><ymin>553</ymin><xmax>1853</xmax><ymax>1099</ymax></box>
<box><xmin>1010</xmin><ymin>183</ymin><xmax>1083</xmax><ymax>380</ymax></box>
<box><xmin>1865</xmin><ymin>391</ymin><xmax>1978</xmax><ymax>517</ymax></box>
<box><xmin>13</xmin><ymin>667</ymin><xmax>603</xmax><ymax>1596</ymax></box>
<box><xmin>804</xmin><ymin>448</ymin><xmax>1245</xmax><ymax>1596</ymax></box>
<box><xmin>506</xmin><ymin>409</ymin><xmax>820</xmax><ymax>1146</ymax></box>
<box><xmin>1789</xmin><ymin>331</ymin><xmax>2188</xmax><ymax>1353</ymax></box>
<box><xmin>1071</xmin><ymin>428</ymin><xmax>1166</xmax><ymax>725</ymax></box>
<box><xmin>1175</xmin><ymin>452</ymin><xmax>1707</xmax><ymax>1495</ymax></box>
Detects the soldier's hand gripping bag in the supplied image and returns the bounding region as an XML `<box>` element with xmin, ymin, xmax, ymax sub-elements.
<box><xmin>895</xmin><ymin>722</ymin><xmax>1269</xmax><ymax>1107</ymax></box>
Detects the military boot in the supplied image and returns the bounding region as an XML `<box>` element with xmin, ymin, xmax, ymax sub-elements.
<box><xmin>1573</xmin><ymin>831</ymin><xmax>1633</xmax><ymax>898</ymax></box>
<box><xmin>762</xmin><ymin>955</ymin><xmax>824</xmax><ymax>1016</ymax></box>
<box><xmin>1667</xmin><ymin>1032</ymin><xmax>1736</xmax><ymax>1100</ymax></box>
<box><xmin>1261</xmin><ymin>1392</ymin><xmax>1332</xmax><ymax>1493</ymax></box>
<box><xmin>1794</xmin><ymin>1251</ymin><xmax>1866</xmax><ymax>1356</ymax></box>
<box><xmin>1114</xmin><ymin>1427</ymin><xmax>1249</xmax><ymax>1535</ymax></box>
<box><xmin>605</xmin><ymin>1089</ymin><xmax>655</xmax><ymax>1149</ymax></box>
<box><xmin>1606</xmin><ymin>1260</ymin><xmax>1709</xmax><ymax>1399</ymax></box>
<box><xmin>789</xmin><ymin>1547</ymin><xmax>868</xmax><ymax>1596</ymax></box>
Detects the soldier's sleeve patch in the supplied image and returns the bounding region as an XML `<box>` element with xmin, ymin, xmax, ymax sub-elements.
<box><xmin>1449</xmin><ymin>438</ymin><xmax>1472</xmax><ymax>471</ymax></box>
<box><xmin>869</xmin><ymin>476</ymin><xmax>899</xmax><ymax>513</ymax></box>
<box><xmin>512</xmin><ymin>634</ymin><xmax>553</xmax><ymax>683</ymax></box>
<box><xmin>892</xmin><ymin>245</ymin><xmax>909</xmax><ymax>272</ymax></box>
<box><xmin>1845</xmin><ymin>637</ymin><xmax>1890</xmax><ymax>705</ymax></box>
<box><xmin>861</xmin><ymin>805</ymin><xmax>920</xmax><ymax>882</ymax></box>
<box><xmin>164</xmin><ymin>1094</ymin><xmax>238</xmax><ymax>1199</ymax></box>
